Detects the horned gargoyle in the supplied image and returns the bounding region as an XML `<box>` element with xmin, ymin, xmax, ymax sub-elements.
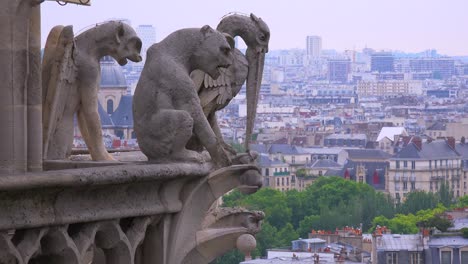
<box><xmin>42</xmin><ymin>21</ymin><xmax>142</xmax><ymax>161</ymax></box>
<box><xmin>133</xmin><ymin>25</ymin><xmax>234</xmax><ymax>168</ymax></box>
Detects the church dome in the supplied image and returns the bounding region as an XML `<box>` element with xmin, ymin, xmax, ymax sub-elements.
<box><xmin>100</xmin><ymin>56</ymin><xmax>128</xmax><ymax>88</ymax></box>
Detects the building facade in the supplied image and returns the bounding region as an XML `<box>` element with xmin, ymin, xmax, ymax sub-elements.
<box><xmin>306</xmin><ymin>35</ymin><xmax>322</xmax><ymax>59</ymax></box>
<box><xmin>387</xmin><ymin>138</ymin><xmax>463</xmax><ymax>203</ymax></box>
<box><xmin>328</xmin><ymin>59</ymin><xmax>351</xmax><ymax>83</ymax></box>
<box><xmin>371</xmin><ymin>52</ymin><xmax>394</xmax><ymax>72</ymax></box>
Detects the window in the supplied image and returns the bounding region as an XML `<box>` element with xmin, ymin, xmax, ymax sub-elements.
<box><xmin>287</xmin><ymin>177</ymin><xmax>289</xmax><ymax>186</ymax></box>
<box><xmin>404</xmin><ymin>161</ymin><xmax>408</xmax><ymax>168</ymax></box>
<box><xmin>281</xmin><ymin>178</ymin><xmax>284</xmax><ymax>186</ymax></box>
<box><xmin>106</xmin><ymin>99</ymin><xmax>114</xmax><ymax>114</ymax></box>
<box><xmin>403</xmin><ymin>181</ymin><xmax>408</xmax><ymax>190</ymax></box>
<box><xmin>461</xmin><ymin>251</ymin><xmax>468</xmax><ymax>264</ymax></box>
<box><xmin>410</xmin><ymin>252</ymin><xmax>422</xmax><ymax>264</ymax></box>
<box><xmin>441</xmin><ymin>251</ymin><xmax>451</xmax><ymax>264</ymax></box>
<box><xmin>265</xmin><ymin>168</ymin><xmax>269</xmax><ymax>176</ymax></box>
<box><xmin>396</xmin><ymin>161</ymin><xmax>400</xmax><ymax>169</ymax></box>
<box><xmin>429</xmin><ymin>160</ymin><xmax>432</xmax><ymax>168</ymax></box>
<box><xmin>386</xmin><ymin>252</ymin><xmax>398</xmax><ymax>264</ymax></box>
<box><xmin>411</xmin><ymin>161</ymin><xmax>416</xmax><ymax>170</ymax></box>
<box><xmin>319</xmin><ymin>170</ymin><xmax>323</xmax><ymax>176</ymax></box>
<box><xmin>411</xmin><ymin>182</ymin><xmax>416</xmax><ymax>190</ymax></box>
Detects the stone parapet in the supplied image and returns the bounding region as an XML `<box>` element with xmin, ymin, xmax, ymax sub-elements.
<box><xmin>0</xmin><ymin>162</ymin><xmax>263</xmax><ymax>264</ymax></box>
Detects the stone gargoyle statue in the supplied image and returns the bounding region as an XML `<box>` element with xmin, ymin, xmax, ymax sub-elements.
<box><xmin>133</xmin><ymin>25</ymin><xmax>234</xmax><ymax>168</ymax></box>
<box><xmin>42</xmin><ymin>21</ymin><xmax>142</xmax><ymax>161</ymax></box>
<box><xmin>190</xmin><ymin>13</ymin><xmax>270</xmax><ymax>154</ymax></box>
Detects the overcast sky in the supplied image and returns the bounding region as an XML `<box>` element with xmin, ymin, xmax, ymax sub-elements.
<box><xmin>41</xmin><ymin>0</ymin><xmax>467</xmax><ymax>55</ymax></box>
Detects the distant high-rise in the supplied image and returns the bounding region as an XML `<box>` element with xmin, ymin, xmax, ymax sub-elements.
<box><xmin>409</xmin><ymin>58</ymin><xmax>455</xmax><ymax>80</ymax></box>
<box><xmin>328</xmin><ymin>59</ymin><xmax>350</xmax><ymax>83</ymax></box>
<box><xmin>306</xmin><ymin>35</ymin><xmax>322</xmax><ymax>59</ymax></box>
<box><xmin>135</xmin><ymin>25</ymin><xmax>156</xmax><ymax>61</ymax></box>
<box><xmin>371</xmin><ymin>52</ymin><xmax>394</xmax><ymax>72</ymax></box>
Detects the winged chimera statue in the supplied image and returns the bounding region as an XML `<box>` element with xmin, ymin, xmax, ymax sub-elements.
<box><xmin>42</xmin><ymin>21</ymin><xmax>142</xmax><ymax>161</ymax></box>
<box><xmin>190</xmin><ymin>13</ymin><xmax>270</xmax><ymax>153</ymax></box>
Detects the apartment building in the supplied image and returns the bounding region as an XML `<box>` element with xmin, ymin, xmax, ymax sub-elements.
<box><xmin>387</xmin><ymin>137</ymin><xmax>463</xmax><ymax>203</ymax></box>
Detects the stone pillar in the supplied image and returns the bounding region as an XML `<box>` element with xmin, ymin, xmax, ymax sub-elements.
<box><xmin>0</xmin><ymin>0</ymin><xmax>42</xmax><ymax>174</ymax></box>
<box><xmin>27</xmin><ymin>3</ymin><xmax>42</xmax><ymax>172</ymax></box>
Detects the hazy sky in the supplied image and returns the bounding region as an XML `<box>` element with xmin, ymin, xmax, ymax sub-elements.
<box><xmin>41</xmin><ymin>0</ymin><xmax>467</xmax><ymax>55</ymax></box>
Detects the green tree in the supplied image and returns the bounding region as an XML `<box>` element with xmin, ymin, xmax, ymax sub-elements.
<box><xmin>438</xmin><ymin>181</ymin><xmax>454</xmax><ymax>207</ymax></box>
<box><xmin>222</xmin><ymin>189</ymin><xmax>246</xmax><ymax>208</ymax></box>
<box><xmin>277</xmin><ymin>223</ymin><xmax>299</xmax><ymax>246</ymax></box>
<box><xmin>425</xmin><ymin>215</ymin><xmax>453</xmax><ymax>232</ymax></box>
<box><xmin>210</xmin><ymin>250</ymin><xmax>244</xmax><ymax>264</ymax></box>
<box><xmin>285</xmin><ymin>189</ymin><xmax>305</xmax><ymax>229</ymax></box>
<box><xmin>461</xmin><ymin>228</ymin><xmax>468</xmax><ymax>238</ymax></box>
<box><xmin>455</xmin><ymin>195</ymin><xmax>468</xmax><ymax>208</ymax></box>
<box><xmin>298</xmin><ymin>215</ymin><xmax>320</xmax><ymax>238</ymax></box>
<box><xmin>254</xmin><ymin>222</ymin><xmax>280</xmax><ymax>257</ymax></box>
<box><xmin>240</xmin><ymin>188</ymin><xmax>292</xmax><ymax>229</ymax></box>
<box><xmin>399</xmin><ymin>191</ymin><xmax>439</xmax><ymax>215</ymax></box>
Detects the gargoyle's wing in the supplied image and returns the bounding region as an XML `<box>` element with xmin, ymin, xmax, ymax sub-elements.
<box><xmin>42</xmin><ymin>25</ymin><xmax>77</xmax><ymax>159</ymax></box>
<box><xmin>191</xmin><ymin>67</ymin><xmax>234</xmax><ymax>115</ymax></box>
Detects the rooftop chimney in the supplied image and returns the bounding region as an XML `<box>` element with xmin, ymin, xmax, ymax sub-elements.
<box><xmin>412</xmin><ymin>137</ymin><xmax>422</xmax><ymax>150</ymax></box>
<box><xmin>447</xmin><ymin>137</ymin><xmax>456</xmax><ymax>150</ymax></box>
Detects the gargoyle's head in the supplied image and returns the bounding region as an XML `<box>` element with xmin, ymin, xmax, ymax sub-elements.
<box><xmin>111</xmin><ymin>22</ymin><xmax>143</xmax><ymax>66</ymax></box>
<box><xmin>192</xmin><ymin>25</ymin><xmax>234</xmax><ymax>79</ymax></box>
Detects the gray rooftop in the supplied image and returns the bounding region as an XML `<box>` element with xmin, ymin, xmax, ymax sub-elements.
<box><xmin>346</xmin><ymin>149</ymin><xmax>392</xmax><ymax>161</ymax></box>
<box><xmin>326</xmin><ymin>134</ymin><xmax>367</xmax><ymax>140</ymax></box>
<box><xmin>257</xmin><ymin>154</ymin><xmax>287</xmax><ymax>167</ymax></box>
<box><xmin>428</xmin><ymin>236</ymin><xmax>468</xmax><ymax>247</ymax></box>
<box><xmin>301</xmin><ymin>147</ymin><xmax>344</xmax><ymax>155</ymax></box>
<box><xmin>426</xmin><ymin>122</ymin><xmax>447</xmax><ymax>131</ymax></box>
<box><xmin>308</xmin><ymin>159</ymin><xmax>342</xmax><ymax>169</ymax></box>
<box><xmin>111</xmin><ymin>95</ymin><xmax>133</xmax><ymax>127</ymax></box>
<box><xmin>376</xmin><ymin>234</ymin><xmax>424</xmax><ymax>252</ymax></box>
<box><xmin>455</xmin><ymin>143</ymin><xmax>468</xmax><ymax>159</ymax></box>
<box><xmin>394</xmin><ymin>140</ymin><xmax>460</xmax><ymax>160</ymax></box>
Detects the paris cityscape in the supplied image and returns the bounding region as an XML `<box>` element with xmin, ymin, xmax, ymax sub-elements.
<box><xmin>83</xmin><ymin>19</ymin><xmax>468</xmax><ymax>263</ymax></box>
<box><xmin>1</xmin><ymin>0</ymin><xmax>468</xmax><ymax>263</ymax></box>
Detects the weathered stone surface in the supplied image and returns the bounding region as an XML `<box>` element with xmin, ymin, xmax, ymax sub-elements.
<box><xmin>0</xmin><ymin>162</ymin><xmax>263</xmax><ymax>264</ymax></box>
<box><xmin>42</xmin><ymin>21</ymin><xmax>142</xmax><ymax>161</ymax></box>
<box><xmin>190</xmin><ymin>13</ymin><xmax>270</xmax><ymax>152</ymax></box>
<box><xmin>133</xmin><ymin>26</ymin><xmax>234</xmax><ymax>168</ymax></box>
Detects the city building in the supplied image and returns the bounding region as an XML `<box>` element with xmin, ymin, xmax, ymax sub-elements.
<box><xmin>387</xmin><ymin>137</ymin><xmax>463</xmax><ymax>203</ymax></box>
<box><xmin>338</xmin><ymin>149</ymin><xmax>391</xmax><ymax>190</ymax></box>
<box><xmin>409</xmin><ymin>58</ymin><xmax>455</xmax><ymax>79</ymax></box>
<box><xmin>135</xmin><ymin>24</ymin><xmax>156</xmax><ymax>61</ymax></box>
<box><xmin>257</xmin><ymin>153</ymin><xmax>292</xmax><ymax>192</ymax></box>
<box><xmin>357</xmin><ymin>80</ymin><xmax>423</xmax><ymax>97</ymax></box>
<box><xmin>373</xmin><ymin>234</ymin><xmax>425</xmax><ymax>264</ymax></box>
<box><xmin>371</xmin><ymin>52</ymin><xmax>394</xmax><ymax>72</ymax></box>
<box><xmin>327</xmin><ymin>59</ymin><xmax>351</xmax><ymax>83</ymax></box>
<box><xmin>306</xmin><ymin>35</ymin><xmax>322</xmax><ymax>59</ymax></box>
<box><xmin>98</xmin><ymin>56</ymin><xmax>130</xmax><ymax>114</ymax></box>
<box><xmin>324</xmin><ymin>134</ymin><xmax>367</xmax><ymax>148</ymax></box>
<box><xmin>376</xmin><ymin>127</ymin><xmax>409</xmax><ymax>154</ymax></box>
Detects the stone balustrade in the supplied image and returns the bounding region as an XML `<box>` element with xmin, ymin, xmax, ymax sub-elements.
<box><xmin>0</xmin><ymin>162</ymin><xmax>264</xmax><ymax>264</ymax></box>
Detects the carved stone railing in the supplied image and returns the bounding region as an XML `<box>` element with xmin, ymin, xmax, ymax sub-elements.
<box><xmin>0</xmin><ymin>162</ymin><xmax>263</xmax><ymax>264</ymax></box>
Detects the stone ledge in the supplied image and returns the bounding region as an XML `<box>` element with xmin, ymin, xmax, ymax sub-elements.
<box><xmin>0</xmin><ymin>162</ymin><xmax>214</xmax><ymax>230</ymax></box>
<box><xmin>0</xmin><ymin>162</ymin><xmax>213</xmax><ymax>191</ymax></box>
